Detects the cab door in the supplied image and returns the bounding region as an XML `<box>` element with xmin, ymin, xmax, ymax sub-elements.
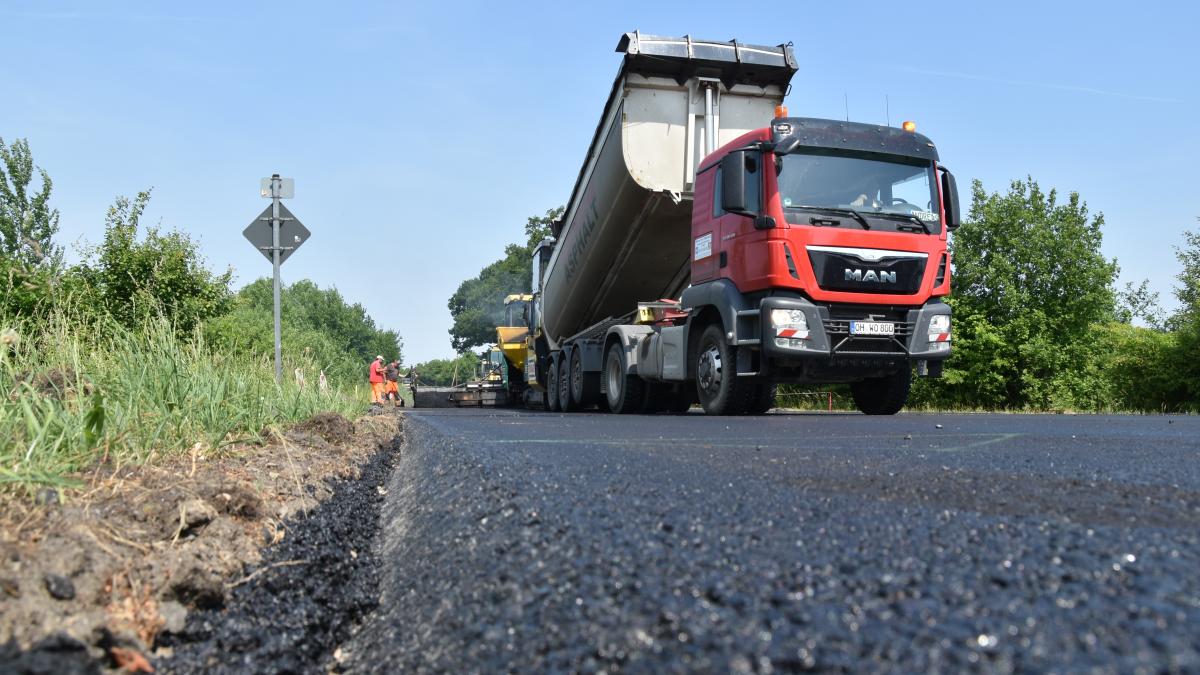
<box><xmin>715</xmin><ymin>152</ymin><xmax>764</xmax><ymax>282</ymax></box>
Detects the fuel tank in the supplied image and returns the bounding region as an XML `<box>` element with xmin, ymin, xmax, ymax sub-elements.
<box><xmin>539</xmin><ymin>32</ymin><xmax>797</xmax><ymax>349</ymax></box>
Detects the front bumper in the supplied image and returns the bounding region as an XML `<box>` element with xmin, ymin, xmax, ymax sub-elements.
<box><xmin>759</xmin><ymin>296</ymin><xmax>951</xmax><ymax>361</ymax></box>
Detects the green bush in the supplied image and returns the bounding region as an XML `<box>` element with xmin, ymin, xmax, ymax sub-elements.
<box><xmin>71</xmin><ymin>191</ymin><xmax>233</xmax><ymax>335</ymax></box>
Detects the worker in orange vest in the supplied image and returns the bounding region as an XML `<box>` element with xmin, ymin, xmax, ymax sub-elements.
<box><xmin>384</xmin><ymin>360</ymin><xmax>403</xmax><ymax>407</ymax></box>
<box><xmin>369</xmin><ymin>355</ymin><xmax>386</xmax><ymax>405</ymax></box>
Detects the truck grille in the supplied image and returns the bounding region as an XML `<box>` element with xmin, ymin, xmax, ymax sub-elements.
<box><xmin>807</xmin><ymin>247</ymin><xmax>927</xmax><ymax>295</ymax></box>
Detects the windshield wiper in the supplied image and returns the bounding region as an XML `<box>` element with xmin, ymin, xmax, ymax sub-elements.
<box><xmin>871</xmin><ymin>212</ymin><xmax>932</xmax><ymax>234</ymax></box>
<box><xmin>791</xmin><ymin>205</ymin><xmax>870</xmax><ymax>230</ymax></box>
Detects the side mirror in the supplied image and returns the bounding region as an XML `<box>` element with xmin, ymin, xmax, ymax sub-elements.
<box><xmin>720</xmin><ymin>151</ymin><xmax>748</xmax><ymax>213</ymax></box>
<box><xmin>939</xmin><ymin>167</ymin><xmax>961</xmax><ymax>231</ymax></box>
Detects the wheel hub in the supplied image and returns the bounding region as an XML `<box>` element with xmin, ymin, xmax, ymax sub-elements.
<box><xmin>698</xmin><ymin>345</ymin><xmax>722</xmax><ymax>394</ymax></box>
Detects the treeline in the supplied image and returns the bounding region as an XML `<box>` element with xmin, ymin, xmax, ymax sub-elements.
<box><xmin>442</xmin><ymin>178</ymin><xmax>1197</xmax><ymax>413</ymax></box>
<box><xmin>407</xmin><ymin>207</ymin><xmax>558</xmax><ymax>381</ymax></box>
<box><xmin>409</xmin><ymin>352</ymin><xmax>480</xmax><ymax>386</ymax></box>
<box><xmin>1</xmin><ymin>137</ymin><xmax>400</xmax><ymax>489</ymax></box>
<box><xmin>910</xmin><ymin>178</ymin><xmax>1197</xmax><ymax>412</ymax></box>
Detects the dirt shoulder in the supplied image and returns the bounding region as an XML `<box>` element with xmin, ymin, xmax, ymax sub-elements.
<box><xmin>0</xmin><ymin>409</ymin><xmax>401</xmax><ymax>672</ymax></box>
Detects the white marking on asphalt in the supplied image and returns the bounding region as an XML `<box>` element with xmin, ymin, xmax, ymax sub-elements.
<box><xmin>480</xmin><ymin>433</ymin><xmax>1023</xmax><ymax>452</ymax></box>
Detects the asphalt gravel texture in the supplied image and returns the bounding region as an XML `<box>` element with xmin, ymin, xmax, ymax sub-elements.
<box><xmin>160</xmin><ymin>432</ymin><xmax>401</xmax><ymax>674</ymax></box>
<box><xmin>347</xmin><ymin>409</ymin><xmax>1200</xmax><ymax>673</ymax></box>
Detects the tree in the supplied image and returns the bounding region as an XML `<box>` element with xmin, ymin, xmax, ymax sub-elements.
<box><xmin>447</xmin><ymin>207</ymin><xmax>561</xmax><ymax>352</ymax></box>
<box><xmin>77</xmin><ymin>190</ymin><xmax>233</xmax><ymax>334</ymax></box>
<box><xmin>0</xmin><ymin>137</ymin><xmax>61</xmax><ymax>268</ymax></box>
<box><xmin>1164</xmin><ymin>224</ymin><xmax>1200</xmax><ymax>408</ymax></box>
<box><xmin>207</xmin><ymin>277</ymin><xmax>403</xmax><ymax>384</ymax></box>
<box><xmin>1115</xmin><ymin>279</ymin><xmax>1164</xmax><ymax>329</ymax></box>
<box><xmin>235</xmin><ymin>278</ymin><xmax>402</xmax><ymax>364</ymax></box>
<box><xmin>1170</xmin><ymin>224</ymin><xmax>1200</xmax><ymax>323</ymax></box>
<box><xmin>928</xmin><ymin>178</ymin><xmax>1118</xmax><ymax>409</ymax></box>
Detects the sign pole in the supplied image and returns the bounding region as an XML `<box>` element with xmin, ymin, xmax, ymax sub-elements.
<box><xmin>270</xmin><ymin>173</ymin><xmax>283</xmax><ymax>384</ymax></box>
<box><xmin>245</xmin><ymin>174</ymin><xmax>306</xmax><ymax>385</ymax></box>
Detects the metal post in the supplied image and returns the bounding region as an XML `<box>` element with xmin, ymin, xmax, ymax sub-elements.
<box><xmin>704</xmin><ymin>84</ymin><xmax>716</xmax><ymax>156</ymax></box>
<box><xmin>270</xmin><ymin>174</ymin><xmax>282</xmax><ymax>384</ymax></box>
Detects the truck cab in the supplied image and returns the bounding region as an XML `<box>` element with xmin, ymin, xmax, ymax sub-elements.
<box><xmin>680</xmin><ymin>116</ymin><xmax>959</xmax><ymax>413</ymax></box>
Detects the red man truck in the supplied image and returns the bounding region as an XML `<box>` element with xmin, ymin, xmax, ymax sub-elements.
<box><xmin>525</xmin><ymin>32</ymin><xmax>960</xmax><ymax>415</ymax></box>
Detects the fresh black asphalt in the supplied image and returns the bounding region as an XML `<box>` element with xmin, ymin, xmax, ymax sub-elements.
<box><xmin>348</xmin><ymin>410</ymin><xmax>1200</xmax><ymax>673</ymax></box>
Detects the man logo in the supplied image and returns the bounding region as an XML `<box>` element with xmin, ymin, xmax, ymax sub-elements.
<box><xmin>844</xmin><ymin>268</ymin><xmax>897</xmax><ymax>283</ymax></box>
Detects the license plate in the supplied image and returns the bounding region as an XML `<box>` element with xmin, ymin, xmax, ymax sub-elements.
<box><xmin>850</xmin><ymin>321</ymin><xmax>894</xmax><ymax>336</ymax></box>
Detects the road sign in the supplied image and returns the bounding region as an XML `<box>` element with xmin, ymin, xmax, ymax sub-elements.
<box><xmin>261</xmin><ymin>177</ymin><xmax>294</xmax><ymax>199</ymax></box>
<box><xmin>242</xmin><ymin>202</ymin><xmax>310</xmax><ymax>265</ymax></box>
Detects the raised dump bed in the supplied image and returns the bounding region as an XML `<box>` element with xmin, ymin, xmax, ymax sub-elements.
<box><xmin>539</xmin><ymin>32</ymin><xmax>797</xmax><ymax>348</ymax></box>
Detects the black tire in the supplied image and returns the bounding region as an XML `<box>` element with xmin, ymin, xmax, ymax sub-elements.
<box><xmin>745</xmin><ymin>383</ymin><xmax>776</xmax><ymax>415</ymax></box>
<box><xmin>558</xmin><ymin>352</ymin><xmax>575</xmax><ymax>412</ymax></box>
<box><xmin>850</xmin><ymin>368</ymin><xmax>912</xmax><ymax>415</ymax></box>
<box><xmin>693</xmin><ymin>323</ymin><xmax>751</xmax><ymax>415</ymax></box>
<box><xmin>569</xmin><ymin>348</ymin><xmax>597</xmax><ymax>409</ymax></box>
<box><xmin>664</xmin><ymin>386</ymin><xmax>695</xmax><ymax>414</ymax></box>
<box><xmin>605</xmin><ymin>341</ymin><xmax>645</xmax><ymax>414</ymax></box>
<box><xmin>640</xmin><ymin>384</ymin><xmax>665</xmax><ymax>414</ymax></box>
<box><xmin>546</xmin><ymin>354</ymin><xmax>561</xmax><ymax>412</ymax></box>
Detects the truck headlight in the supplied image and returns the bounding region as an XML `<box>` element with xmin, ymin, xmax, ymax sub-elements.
<box><xmin>770</xmin><ymin>308</ymin><xmax>809</xmax><ymax>348</ymax></box>
<box><xmin>927</xmin><ymin>314</ymin><xmax>950</xmax><ymax>343</ymax></box>
<box><xmin>770</xmin><ymin>309</ymin><xmax>808</xmax><ymax>328</ymax></box>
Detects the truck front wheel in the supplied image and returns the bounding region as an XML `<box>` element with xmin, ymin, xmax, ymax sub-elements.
<box><xmin>850</xmin><ymin>368</ymin><xmax>912</xmax><ymax>415</ymax></box>
<box><xmin>605</xmin><ymin>342</ymin><xmax>645</xmax><ymax>414</ymax></box>
<box><xmin>693</xmin><ymin>324</ymin><xmax>751</xmax><ymax>415</ymax></box>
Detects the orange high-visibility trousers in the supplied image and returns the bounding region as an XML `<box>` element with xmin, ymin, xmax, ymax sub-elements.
<box><xmin>371</xmin><ymin>381</ymin><xmax>386</xmax><ymax>403</ymax></box>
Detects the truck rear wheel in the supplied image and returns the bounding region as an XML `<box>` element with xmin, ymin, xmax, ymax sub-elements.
<box><xmin>558</xmin><ymin>352</ymin><xmax>575</xmax><ymax>412</ymax></box>
<box><xmin>694</xmin><ymin>323</ymin><xmax>752</xmax><ymax>415</ymax></box>
<box><xmin>547</xmin><ymin>354</ymin><xmax>561</xmax><ymax>412</ymax></box>
<box><xmin>640</xmin><ymin>384</ymin><xmax>665</xmax><ymax>414</ymax></box>
<box><xmin>850</xmin><ymin>368</ymin><xmax>911</xmax><ymax>415</ymax></box>
<box><xmin>570</xmin><ymin>348</ymin><xmax>596</xmax><ymax>409</ymax></box>
<box><xmin>664</xmin><ymin>386</ymin><xmax>695</xmax><ymax>414</ymax></box>
<box><xmin>605</xmin><ymin>342</ymin><xmax>644</xmax><ymax>414</ymax></box>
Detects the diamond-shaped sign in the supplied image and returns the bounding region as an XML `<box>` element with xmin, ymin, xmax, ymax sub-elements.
<box><xmin>243</xmin><ymin>203</ymin><xmax>310</xmax><ymax>265</ymax></box>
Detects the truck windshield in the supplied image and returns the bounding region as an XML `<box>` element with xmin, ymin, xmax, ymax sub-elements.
<box><xmin>777</xmin><ymin>150</ymin><xmax>941</xmax><ymax>233</ymax></box>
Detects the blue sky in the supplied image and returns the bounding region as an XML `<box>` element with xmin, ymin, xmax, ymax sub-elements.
<box><xmin>3</xmin><ymin>1</ymin><xmax>1197</xmax><ymax>362</ymax></box>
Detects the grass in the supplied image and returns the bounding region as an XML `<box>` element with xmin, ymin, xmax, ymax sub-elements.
<box><xmin>0</xmin><ymin>309</ymin><xmax>361</xmax><ymax>493</ymax></box>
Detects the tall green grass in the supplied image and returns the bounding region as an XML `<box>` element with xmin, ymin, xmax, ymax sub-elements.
<box><xmin>0</xmin><ymin>309</ymin><xmax>361</xmax><ymax>492</ymax></box>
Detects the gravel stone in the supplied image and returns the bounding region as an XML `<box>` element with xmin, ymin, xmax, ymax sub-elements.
<box><xmin>42</xmin><ymin>574</ymin><xmax>74</xmax><ymax>601</ymax></box>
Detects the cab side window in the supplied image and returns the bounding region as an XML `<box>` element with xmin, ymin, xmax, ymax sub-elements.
<box><xmin>712</xmin><ymin>153</ymin><xmax>762</xmax><ymax>217</ymax></box>
<box><xmin>743</xmin><ymin>154</ymin><xmax>761</xmax><ymax>214</ymax></box>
